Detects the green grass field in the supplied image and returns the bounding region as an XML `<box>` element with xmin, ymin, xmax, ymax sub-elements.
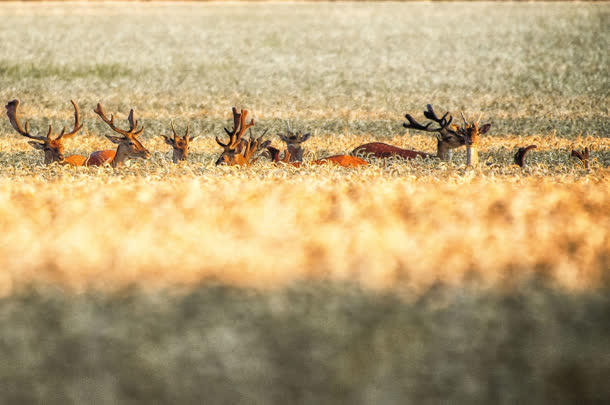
<box><xmin>0</xmin><ymin>2</ymin><xmax>609</xmax><ymax>403</ymax></box>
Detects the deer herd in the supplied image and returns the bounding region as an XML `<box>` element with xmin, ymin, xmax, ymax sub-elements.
<box><xmin>4</xmin><ymin>99</ymin><xmax>591</xmax><ymax>170</ymax></box>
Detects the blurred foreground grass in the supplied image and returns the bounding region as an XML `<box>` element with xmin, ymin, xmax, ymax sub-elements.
<box><xmin>1</xmin><ymin>280</ymin><xmax>609</xmax><ymax>404</ymax></box>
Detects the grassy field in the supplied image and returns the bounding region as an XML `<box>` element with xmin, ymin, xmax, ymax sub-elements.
<box><xmin>0</xmin><ymin>2</ymin><xmax>609</xmax><ymax>403</ymax></box>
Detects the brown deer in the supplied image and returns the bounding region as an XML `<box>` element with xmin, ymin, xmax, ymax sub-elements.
<box><xmin>571</xmin><ymin>147</ymin><xmax>590</xmax><ymax>169</ymax></box>
<box><xmin>5</xmin><ymin>99</ymin><xmax>86</xmax><ymax>166</ymax></box>
<box><xmin>459</xmin><ymin>112</ymin><xmax>492</xmax><ymax>166</ymax></box>
<box><xmin>88</xmin><ymin>103</ymin><xmax>151</xmax><ymax>167</ymax></box>
<box><xmin>160</xmin><ymin>121</ymin><xmax>198</xmax><ymax>163</ymax></box>
<box><xmin>277</xmin><ymin>122</ymin><xmax>311</xmax><ymax>162</ymax></box>
<box><xmin>352</xmin><ymin>105</ymin><xmax>464</xmax><ymax>162</ymax></box>
<box><xmin>514</xmin><ymin>145</ymin><xmax>537</xmax><ymax>167</ymax></box>
<box><xmin>215</xmin><ymin>107</ymin><xmax>270</xmax><ymax>166</ymax></box>
<box><xmin>267</xmin><ymin>147</ymin><xmax>368</xmax><ymax>168</ymax></box>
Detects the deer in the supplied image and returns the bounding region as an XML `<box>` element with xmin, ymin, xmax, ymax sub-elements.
<box><xmin>352</xmin><ymin>105</ymin><xmax>465</xmax><ymax>162</ymax></box>
<box><xmin>277</xmin><ymin>122</ymin><xmax>311</xmax><ymax>162</ymax></box>
<box><xmin>5</xmin><ymin>99</ymin><xmax>86</xmax><ymax>166</ymax></box>
<box><xmin>571</xmin><ymin>147</ymin><xmax>590</xmax><ymax>169</ymax></box>
<box><xmin>215</xmin><ymin>107</ymin><xmax>270</xmax><ymax>166</ymax></box>
<box><xmin>160</xmin><ymin>121</ymin><xmax>199</xmax><ymax>163</ymax></box>
<box><xmin>266</xmin><ymin>146</ymin><xmax>368</xmax><ymax>168</ymax></box>
<box><xmin>88</xmin><ymin>103</ymin><xmax>151</xmax><ymax>167</ymax></box>
<box><xmin>514</xmin><ymin>145</ymin><xmax>537</xmax><ymax>167</ymax></box>
<box><xmin>459</xmin><ymin>112</ymin><xmax>492</xmax><ymax>166</ymax></box>
<box><xmin>274</xmin><ymin>125</ymin><xmax>365</xmax><ymax>166</ymax></box>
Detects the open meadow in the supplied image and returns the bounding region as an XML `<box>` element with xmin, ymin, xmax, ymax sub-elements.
<box><xmin>0</xmin><ymin>2</ymin><xmax>609</xmax><ymax>403</ymax></box>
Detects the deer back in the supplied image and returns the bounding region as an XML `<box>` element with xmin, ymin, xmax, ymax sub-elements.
<box><xmin>85</xmin><ymin>150</ymin><xmax>116</xmax><ymax>166</ymax></box>
<box><xmin>314</xmin><ymin>155</ymin><xmax>368</xmax><ymax>167</ymax></box>
<box><xmin>352</xmin><ymin>142</ymin><xmax>432</xmax><ymax>160</ymax></box>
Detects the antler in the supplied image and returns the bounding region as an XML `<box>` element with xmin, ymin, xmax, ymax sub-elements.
<box><xmin>243</xmin><ymin>128</ymin><xmax>269</xmax><ymax>161</ymax></box>
<box><xmin>571</xmin><ymin>147</ymin><xmax>590</xmax><ymax>169</ymax></box>
<box><xmin>5</xmin><ymin>99</ymin><xmax>48</xmax><ymax>140</ymax></box>
<box><xmin>514</xmin><ymin>145</ymin><xmax>537</xmax><ymax>167</ymax></box>
<box><xmin>169</xmin><ymin>120</ymin><xmax>191</xmax><ymax>140</ymax></box>
<box><xmin>171</xmin><ymin>120</ymin><xmax>179</xmax><ymax>140</ymax></box>
<box><xmin>423</xmin><ymin>104</ymin><xmax>453</xmax><ymax>128</ymax></box>
<box><xmin>217</xmin><ymin>107</ymin><xmax>254</xmax><ymax>149</ymax></box>
<box><xmin>56</xmin><ymin>100</ymin><xmax>83</xmax><ymax>140</ymax></box>
<box><xmin>403</xmin><ymin>105</ymin><xmax>452</xmax><ymax>133</ymax></box>
<box><xmin>93</xmin><ymin>103</ymin><xmax>144</xmax><ymax>137</ymax></box>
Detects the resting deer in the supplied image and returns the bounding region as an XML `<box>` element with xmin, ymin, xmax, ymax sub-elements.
<box><xmin>5</xmin><ymin>99</ymin><xmax>86</xmax><ymax>166</ymax></box>
<box><xmin>277</xmin><ymin>122</ymin><xmax>311</xmax><ymax>162</ymax></box>
<box><xmin>161</xmin><ymin>121</ymin><xmax>198</xmax><ymax>163</ymax></box>
<box><xmin>88</xmin><ymin>103</ymin><xmax>151</xmax><ymax>167</ymax></box>
<box><xmin>215</xmin><ymin>107</ymin><xmax>270</xmax><ymax>166</ymax></box>
<box><xmin>352</xmin><ymin>105</ymin><xmax>464</xmax><ymax>162</ymax></box>
<box><xmin>459</xmin><ymin>112</ymin><xmax>492</xmax><ymax>166</ymax></box>
<box><xmin>267</xmin><ymin>147</ymin><xmax>368</xmax><ymax>168</ymax></box>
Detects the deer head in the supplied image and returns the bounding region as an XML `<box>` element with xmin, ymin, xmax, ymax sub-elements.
<box><xmin>458</xmin><ymin>112</ymin><xmax>492</xmax><ymax>166</ymax></box>
<box><xmin>161</xmin><ymin>121</ymin><xmax>198</xmax><ymax>163</ymax></box>
<box><xmin>215</xmin><ymin>107</ymin><xmax>270</xmax><ymax>166</ymax></box>
<box><xmin>5</xmin><ymin>99</ymin><xmax>83</xmax><ymax>164</ymax></box>
<box><xmin>403</xmin><ymin>104</ymin><xmax>464</xmax><ymax>161</ymax></box>
<box><xmin>277</xmin><ymin>122</ymin><xmax>311</xmax><ymax>162</ymax></box>
<box><xmin>93</xmin><ymin>103</ymin><xmax>151</xmax><ymax>167</ymax></box>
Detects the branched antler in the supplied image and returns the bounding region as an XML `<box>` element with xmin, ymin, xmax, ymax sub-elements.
<box><xmin>57</xmin><ymin>100</ymin><xmax>83</xmax><ymax>140</ymax></box>
<box><xmin>6</xmin><ymin>99</ymin><xmax>83</xmax><ymax>141</ymax></box>
<box><xmin>243</xmin><ymin>128</ymin><xmax>269</xmax><ymax>162</ymax></box>
<box><xmin>216</xmin><ymin>107</ymin><xmax>254</xmax><ymax>149</ymax></box>
<box><xmin>403</xmin><ymin>105</ymin><xmax>452</xmax><ymax>133</ymax></box>
<box><xmin>5</xmin><ymin>99</ymin><xmax>49</xmax><ymax>140</ymax></box>
<box><xmin>423</xmin><ymin>104</ymin><xmax>452</xmax><ymax>128</ymax></box>
<box><xmin>514</xmin><ymin>145</ymin><xmax>537</xmax><ymax>167</ymax></box>
<box><xmin>93</xmin><ymin>103</ymin><xmax>144</xmax><ymax>137</ymax></box>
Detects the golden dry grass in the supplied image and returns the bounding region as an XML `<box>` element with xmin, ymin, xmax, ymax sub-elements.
<box><xmin>0</xmin><ymin>2</ymin><xmax>608</xmax><ymax>294</ymax></box>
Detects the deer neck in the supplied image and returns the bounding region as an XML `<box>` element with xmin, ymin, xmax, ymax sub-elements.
<box><xmin>287</xmin><ymin>145</ymin><xmax>304</xmax><ymax>162</ymax></box>
<box><xmin>466</xmin><ymin>144</ymin><xmax>479</xmax><ymax>166</ymax></box>
<box><xmin>111</xmin><ymin>145</ymin><xmax>130</xmax><ymax>168</ymax></box>
<box><xmin>436</xmin><ymin>138</ymin><xmax>452</xmax><ymax>161</ymax></box>
<box><xmin>172</xmin><ymin>149</ymin><xmax>183</xmax><ymax>164</ymax></box>
<box><xmin>44</xmin><ymin>151</ymin><xmax>57</xmax><ymax>165</ymax></box>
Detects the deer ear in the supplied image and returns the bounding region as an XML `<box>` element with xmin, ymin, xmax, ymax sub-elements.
<box><xmin>189</xmin><ymin>135</ymin><xmax>200</xmax><ymax>142</ymax></box>
<box><xmin>300</xmin><ymin>133</ymin><xmax>312</xmax><ymax>142</ymax></box>
<box><xmin>260</xmin><ymin>140</ymin><xmax>272</xmax><ymax>149</ymax></box>
<box><xmin>277</xmin><ymin>133</ymin><xmax>288</xmax><ymax>143</ymax></box>
<box><xmin>479</xmin><ymin>124</ymin><xmax>491</xmax><ymax>134</ymax></box>
<box><xmin>160</xmin><ymin>135</ymin><xmax>174</xmax><ymax>146</ymax></box>
<box><xmin>28</xmin><ymin>141</ymin><xmax>44</xmax><ymax>150</ymax></box>
<box><xmin>105</xmin><ymin>135</ymin><xmax>123</xmax><ymax>145</ymax></box>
